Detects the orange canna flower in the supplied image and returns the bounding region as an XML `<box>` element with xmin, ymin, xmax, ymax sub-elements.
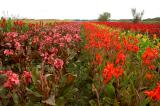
<box><xmin>146</xmin><ymin>73</ymin><xmax>153</xmax><ymax>80</ymax></box>
<box><xmin>153</xmin><ymin>34</ymin><xmax>157</xmax><ymax>40</ymax></box>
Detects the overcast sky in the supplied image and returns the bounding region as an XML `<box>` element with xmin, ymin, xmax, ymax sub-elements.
<box><xmin>0</xmin><ymin>0</ymin><xmax>160</xmax><ymax>19</ymax></box>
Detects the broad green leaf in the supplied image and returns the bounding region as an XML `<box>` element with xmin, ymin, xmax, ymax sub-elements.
<box><xmin>12</xmin><ymin>92</ymin><xmax>19</xmax><ymax>104</ymax></box>
<box><xmin>26</xmin><ymin>88</ymin><xmax>42</xmax><ymax>97</ymax></box>
<box><xmin>104</xmin><ymin>83</ymin><xmax>115</xmax><ymax>99</ymax></box>
<box><xmin>140</xmin><ymin>98</ymin><xmax>150</xmax><ymax>106</ymax></box>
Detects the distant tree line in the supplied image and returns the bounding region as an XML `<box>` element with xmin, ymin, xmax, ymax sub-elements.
<box><xmin>98</xmin><ymin>8</ymin><xmax>144</xmax><ymax>23</ymax></box>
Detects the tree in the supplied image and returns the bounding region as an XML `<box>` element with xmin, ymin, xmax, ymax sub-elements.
<box><xmin>98</xmin><ymin>12</ymin><xmax>111</xmax><ymax>21</ymax></box>
<box><xmin>131</xmin><ymin>8</ymin><xmax>144</xmax><ymax>23</ymax></box>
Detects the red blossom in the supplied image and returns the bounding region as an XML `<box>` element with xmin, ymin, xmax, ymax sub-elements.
<box><xmin>95</xmin><ymin>53</ymin><xmax>102</xmax><ymax>65</ymax></box>
<box><xmin>142</xmin><ymin>47</ymin><xmax>159</xmax><ymax>69</ymax></box>
<box><xmin>64</xmin><ymin>34</ymin><xmax>72</xmax><ymax>43</ymax></box>
<box><xmin>102</xmin><ymin>62</ymin><xmax>124</xmax><ymax>84</ymax></box>
<box><xmin>115</xmin><ymin>52</ymin><xmax>126</xmax><ymax>65</ymax></box>
<box><xmin>144</xmin><ymin>83</ymin><xmax>160</xmax><ymax>100</ymax></box>
<box><xmin>4</xmin><ymin>49</ymin><xmax>14</xmax><ymax>56</ymax></box>
<box><xmin>145</xmin><ymin>73</ymin><xmax>153</xmax><ymax>80</ymax></box>
<box><xmin>53</xmin><ymin>58</ymin><xmax>64</xmax><ymax>70</ymax></box>
<box><xmin>15</xmin><ymin>41</ymin><xmax>21</xmax><ymax>50</ymax></box>
<box><xmin>23</xmin><ymin>71</ymin><xmax>32</xmax><ymax>84</ymax></box>
<box><xmin>3</xmin><ymin>70</ymin><xmax>19</xmax><ymax>89</ymax></box>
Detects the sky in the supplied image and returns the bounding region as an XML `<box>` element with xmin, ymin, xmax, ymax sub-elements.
<box><xmin>0</xmin><ymin>0</ymin><xmax>160</xmax><ymax>20</ymax></box>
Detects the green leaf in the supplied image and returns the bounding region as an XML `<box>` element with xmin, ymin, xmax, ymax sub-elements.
<box><xmin>140</xmin><ymin>98</ymin><xmax>150</xmax><ymax>106</ymax></box>
<box><xmin>12</xmin><ymin>92</ymin><xmax>19</xmax><ymax>104</ymax></box>
<box><xmin>31</xmin><ymin>66</ymin><xmax>40</xmax><ymax>83</ymax></box>
<box><xmin>104</xmin><ymin>83</ymin><xmax>115</xmax><ymax>99</ymax></box>
<box><xmin>61</xmin><ymin>86</ymin><xmax>78</xmax><ymax>98</ymax></box>
<box><xmin>26</xmin><ymin>88</ymin><xmax>42</xmax><ymax>97</ymax></box>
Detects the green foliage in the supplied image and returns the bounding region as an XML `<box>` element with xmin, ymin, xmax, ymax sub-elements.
<box><xmin>98</xmin><ymin>12</ymin><xmax>111</xmax><ymax>21</ymax></box>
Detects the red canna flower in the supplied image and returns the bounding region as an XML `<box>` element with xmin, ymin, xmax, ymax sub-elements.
<box><xmin>102</xmin><ymin>62</ymin><xmax>124</xmax><ymax>84</ymax></box>
<box><xmin>144</xmin><ymin>83</ymin><xmax>160</xmax><ymax>100</ymax></box>
<box><xmin>133</xmin><ymin>45</ymin><xmax>139</xmax><ymax>53</ymax></box>
<box><xmin>102</xmin><ymin>62</ymin><xmax>114</xmax><ymax>84</ymax></box>
<box><xmin>15</xmin><ymin>41</ymin><xmax>21</xmax><ymax>50</ymax></box>
<box><xmin>3</xmin><ymin>70</ymin><xmax>19</xmax><ymax>89</ymax></box>
<box><xmin>115</xmin><ymin>52</ymin><xmax>126</xmax><ymax>65</ymax></box>
<box><xmin>64</xmin><ymin>34</ymin><xmax>72</xmax><ymax>43</ymax></box>
<box><xmin>113</xmin><ymin>67</ymin><xmax>124</xmax><ymax>79</ymax></box>
<box><xmin>145</xmin><ymin>73</ymin><xmax>153</xmax><ymax>80</ymax></box>
<box><xmin>142</xmin><ymin>47</ymin><xmax>159</xmax><ymax>70</ymax></box>
<box><xmin>95</xmin><ymin>53</ymin><xmax>102</xmax><ymax>65</ymax></box>
<box><xmin>53</xmin><ymin>58</ymin><xmax>64</xmax><ymax>70</ymax></box>
<box><xmin>23</xmin><ymin>71</ymin><xmax>32</xmax><ymax>84</ymax></box>
<box><xmin>4</xmin><ymin>49</ymin><xmax>14</xmax><ymax>56</ymax></box>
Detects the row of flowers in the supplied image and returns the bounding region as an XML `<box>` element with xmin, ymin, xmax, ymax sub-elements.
<box><xmin>95</xmin><ymin>22</ymin><xmax>160</xmax><ymax>37</ymax></box>
<box><xmin>0</xmin><ymin>19</ymin><xmax>82</xmax><ymax>105</ymax></box>
<box><xmin>83</xmin><ymin>22</ymin><xmax>160</xmax><ymax>105</ymax></box>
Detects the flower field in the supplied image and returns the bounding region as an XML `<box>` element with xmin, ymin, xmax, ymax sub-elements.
<box><xmin>0</xmin><ymin>18</ymin><xmax>160</xmax><ymax>106</ymax></box>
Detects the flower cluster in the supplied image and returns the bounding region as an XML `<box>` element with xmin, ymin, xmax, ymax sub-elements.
<box><xmin>0</xmin><ymin>70</ymin><xmax>20</xmax><ymax>89</ymax></box>
<box><xmin>22</xmin><ymin>70</ymin><xmax>32</xmax><ymax>84</ymax></box>
<box><xmin>142</xmin><ymin>47</ymin><xmax>159</xmax><ymax>70</ymax></box>
<box><xmin>144</xmin><ymin>83</ymin><xmax>160</xmax><ymax>100</ymax></box>
<box><xmin>115</xmin><ymin>52</ymin><xmax>126</xmax><ymax>65</ymax></box>
<box><xmin>102</xmin><ymin>62</ymin><xmax>124</xmax><ymax>84</ymax></box>
<box><xmin>95</xmin><ymin>22</ymin><xmax>160</xmax><ymax>37</ymax></box>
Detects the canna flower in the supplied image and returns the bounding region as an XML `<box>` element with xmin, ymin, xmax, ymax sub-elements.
<box><xmin>144</xmin><ymin>83</ymin><xmax>160</xmax><ymax>100</ymax></box>
<box><xmin>113</xmin><ymin>67</ymin><xmax>124</xmax><ymax>79</ymax></box>
<box><xmin>102</xmin><ymin>62</ymin><xmax>124</xmax><ymax>84</ymax></box>
<box><xmin>32</xmin><ymin>36</ymin><xmax>39</xmax><ymax>44</ymax></box>
<box><xmin>3</xmin><ymin>70</ymin><xmax>19</xmax><ymax>89</ymax></box>
<box><xmin>133</xmin><ymin>45</ymin><xmax>139</xmax><ymax>53</ymax></box>
<box><xmin>95</xmin><ymin>53</ymin><xmax>102</xmax><ymax>65</ymax></box>
<box><xmin>145</xmin><ymin>73</ymin><xmax>153</xmax><ymax>80</ymax></box>
<box><xmin>136</xmin><ymin>34</ymin><xmax>143</xmax><ymax>38</ymax></box>
<box><xmin>142</xmin><ymin>47</ymin><xmax>158</xmax><ymax>68</ymax></box>
<box><xmin>149</xmin><ymin>65</ymin><xmax>156</xmax><ymax>70</ymax></box>
<box><xmin>53</xmin><ymin>58</ymin><xmax>64</xmax><ymax>70</ymax></box>
<box><xmin>153</xmin><ymin>34</ymin><xmax>157</xmax><ymax>40</ymax></box>
<box><xmin>73</xmin><ymin>34</ymin><xmax>81</xmax><ymax>42</ymax></box>
<box><xmin>23</xmin><ymin>70</ymin><xmax>32</xmax><ymax>84</ymax></box>
<box><xmin>102</xmin><ymin>62</ymin><xmax>114</xmax><ymax>84</ymax></box>
<box><xmin>115</xmin><ymin>52</ymin><xmax>126</xmax><ymax>65</ymax></box>
<box><xmin>4</xmin><ymin>49</ymin><xmax>14</xmax><ymax>56</ymax></box>
<box><xmin>15</xmin><ymin>41</ymin><xmax>21</xmax><ymax>50</ymax></box>
<box><xmin>50</xmin><ymin>47</ymin><xmax>58</xmax><ymax>55</ymax></box>
<box><xmin>64</xmin><ymin>34</ymin><xmax>72</xmax><ymax>43</ymax></box>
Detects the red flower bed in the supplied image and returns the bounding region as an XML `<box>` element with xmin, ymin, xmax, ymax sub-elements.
<box><xmin>95</xmin><ymin>22</ymin><xmax>160</xmax><ymax>37</ymax></box>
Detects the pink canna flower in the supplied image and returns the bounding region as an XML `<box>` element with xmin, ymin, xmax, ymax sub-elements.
<box><xmin>23</xmin><ymin>71</ymin><xmax>32</xmax><ymax>84</ymax></box>
<box><xmin>4</xmin><ymin>49</ymin><xmax>14</xmax><ymax>56</ymax></box>
<box><xmin>53</xmin><ymin>58</ymin><xmax>64</xmax><ymax>70</ymax></box>
<box><xmin>6</xmin><ymin>32</ymin><xmax>18</xmax><ymax>38</ymax></box>
<box><xmin>50</xmin><ymin>47</ymin><xmax>58</xmax><ymax>56</ymax></box>
<box><xmin>32</xmin><ymin>36</ymin><xmax>39</xmax><ymax>44</ymax></box>
<box><xmin>64</xmin><ymin>34</ymin><xmax>72</xmax><ymax>43</ymax></box>
<box><xmin>59</xmin><ymin>43</ymin><xmax>65</xmax><ymax>47</ymax></box>
<box><xmin>3</xmin><ymin>70</ymin><xmax>19</xmax><ymax>88</ymax></box>
<box><xmin>15</xmin><ymin>41</ymin><xmax>21</xmax><ymax>50</ymax></box>
<box><xmin>73</xmin><ymin>34</ymin><xmax>81</xmax><ymax>42</ymax></box>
